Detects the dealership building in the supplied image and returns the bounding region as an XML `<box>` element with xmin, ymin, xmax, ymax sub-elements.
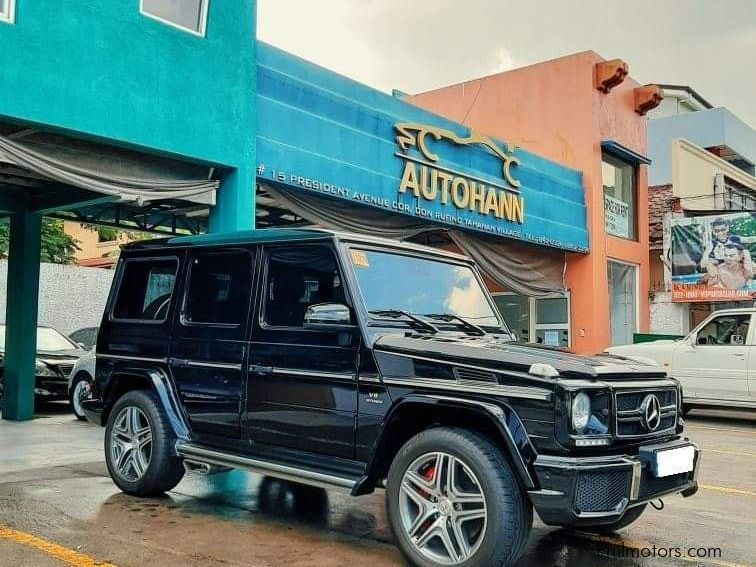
<box><xmin>1</xmin><ymin>0</ymin><xmax>658</xmax><ymax>420</ymax></box>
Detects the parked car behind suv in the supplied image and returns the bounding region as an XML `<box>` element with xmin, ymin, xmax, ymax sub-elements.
<box><xmin>82</xmin><ymin>229</ymin><xmax>700</xmax><ymax>567</ymax></box>
<box><xmin>0</xmin><ymin>325</ymin><xmax>87</xmax><ymax>406</ymax></box>
<box><xmin>607</xmin><ymin>308</ymin><xmax>756</xmax><ymax>413</ymax></box>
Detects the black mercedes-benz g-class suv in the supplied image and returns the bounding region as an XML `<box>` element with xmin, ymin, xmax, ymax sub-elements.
<box><xmin>83</xmin><ymin>228</ymin><xmax>699</xmax><ymax>567</ymax></box>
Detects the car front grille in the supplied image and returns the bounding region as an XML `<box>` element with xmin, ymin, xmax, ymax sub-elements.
<box><xmin>615</xmin><ymin>388</ymin><xmax>678</xmax><ymax>439</ymax></box>
<box><xmin>574</xmin><ymin>470</ymin><xmax>631</xmax><ymax>513</ymax></box>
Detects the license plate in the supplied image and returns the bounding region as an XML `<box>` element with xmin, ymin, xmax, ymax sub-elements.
<box><xmin>652</xmin><ymin>445</ymin><xmax>696</xmax><ymax>477</ymax></box>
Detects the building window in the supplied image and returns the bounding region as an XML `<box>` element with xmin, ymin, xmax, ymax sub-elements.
<box><xmin>493</xmin><ymin>292</ymin><xmax>570</xmax><ymax>347</ymax></box>
<box><xmin>140</xmin><ymin>0</ymin><xmax>209</xmax><ymax>36</ymax></box>
<box><xmin>602</xmin><ymin>153</ymin><xmax>637</xmax><ymax>240</ymax></box>
<box><xmin>725</xmin><ymin>178</ymin><xmax>755</xmax><ymax>211</ymax></box>
<box><xmin>534</xmin><ymin>296</ymin><xmax>570</xmax><ymax>347</ymax></box>
<box><xmin>607</xmin><ymin>260</ymin><xmax>638</xmax><ymax>346</ymax></box>
<box><xmin>0</xmin><ymin>0</ymin><xmax>15</xmax><ymax>24</ymax></box>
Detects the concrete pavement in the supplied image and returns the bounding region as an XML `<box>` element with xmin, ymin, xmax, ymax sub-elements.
<box><xmin>0</xmin><ymin>403</ymin><xmax>753</xmax><ymax>566</ymax></box>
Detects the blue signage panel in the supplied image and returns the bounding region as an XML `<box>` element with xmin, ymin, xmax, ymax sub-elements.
<box><xmin>256</xmin><ymin>43</ymin><xmax>589</xmax><ymax>253</ymax></box>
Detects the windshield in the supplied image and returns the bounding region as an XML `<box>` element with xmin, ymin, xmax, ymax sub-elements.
<box><xmin>349</xmin><ymin>248</ymin><xmax>503</xmax><ymax>329</ymax></box>
<box><xmin>0</xmin><ymin>326</ymin><xmax>78</xmax><ymax>352</ymax></box>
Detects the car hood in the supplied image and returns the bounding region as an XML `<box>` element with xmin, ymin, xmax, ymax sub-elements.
<box><xmin>374</xmin><ymin>334</ymin><xmax>667</xmax><ymax>380</ymax></box>
<box><xmin>36</xmin><ymin>349</ymin><xmax>88</xmax><ymax>364</ymax></box>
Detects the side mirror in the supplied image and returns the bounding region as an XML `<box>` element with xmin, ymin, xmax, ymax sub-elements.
<box><xmin>696</xmin><ymin>336</ymin><xmax>707</xmax><ymax>345</ymax></box>
<box><xmin>303</xmin><ymin>303</ymin><xmax>355</xmax><ymax>331</ymax></box>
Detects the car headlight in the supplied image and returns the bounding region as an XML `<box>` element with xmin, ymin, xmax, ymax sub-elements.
<box><xmin>571</xmin><ymin>392</ymin><xmax>591</xmax><ymax>433</ymax></box>
<box><xmin>35</xmin><ymin>360</ymin><xmax>57</xmax><ymax>377</ymax></box>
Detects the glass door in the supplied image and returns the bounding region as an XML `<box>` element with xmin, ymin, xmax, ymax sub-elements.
<box><xmin>608</xmin><ymin>261</ymin><xmax>637</xmax><ymax>346</ymax></box>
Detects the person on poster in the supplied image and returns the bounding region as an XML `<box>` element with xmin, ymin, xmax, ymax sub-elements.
<box><xmin>702</xmin><ymin>243</ymin><xmax>754</xmax><ymax>289</ymax></box>
<box><xmin>701</xmin><ymin>217</ymin><xmax>756</xmax><ymax>270</ymax></box>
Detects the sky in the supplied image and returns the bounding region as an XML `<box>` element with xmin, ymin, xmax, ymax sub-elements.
<box><xmin>258</xmin><ymin>0</ymin><xmax>756</xmax><ymax>127</ymax></box>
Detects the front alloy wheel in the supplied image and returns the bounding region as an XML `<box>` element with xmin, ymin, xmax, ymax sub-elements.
<box><xmin>109</xmin><ymin>406</ymin><xmax>153</xmax><ymax>481</ymax></box>
<box><xmin>399</xmin><ymin>452</ymin><xmax>487</xmax><ymax>564</ymax></box>
<box><xmin>387</xmin><ymin>428</ymin><xmax>532</xmax><ymax>567</ymax></box>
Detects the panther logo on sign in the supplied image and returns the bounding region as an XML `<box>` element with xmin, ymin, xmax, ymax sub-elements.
<box><xmin>640</xmin><ymin>394</ymin><xmax>662</xmax><ymax>432</ymax></box>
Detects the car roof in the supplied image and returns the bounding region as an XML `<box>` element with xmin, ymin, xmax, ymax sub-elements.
<box><xmin>122</xmin><ymin>228</ymin><xmax>470</xmax><ymax>262</ymax></box>
<box><xmin>703</xmin><ymin>308</ymin><xmax>756</xmax><ymax>315</ymax></box>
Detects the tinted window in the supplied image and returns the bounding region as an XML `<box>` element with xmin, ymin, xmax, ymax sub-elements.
<box><xmin>184</xmin><ymin>251</ymin><xmax>252</xmax><ymax>325</ymax></box>
<box><xmin>113</xmin><ymin>259</ymin><xmax>177</xmax><ymax>321</ymax></box>
<box><xmin>264</xmin><ymin>247</ymin><xmax>343</xmax><ymax>328</ymax></box>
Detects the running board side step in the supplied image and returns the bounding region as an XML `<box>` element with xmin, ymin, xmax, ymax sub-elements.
<box><xmin>175</xmin><ymin>442</ymin><xmax>358</xmax><ymax>491</ymax></box>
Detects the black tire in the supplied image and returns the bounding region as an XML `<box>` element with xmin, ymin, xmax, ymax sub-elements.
<box><xmin>69</xmin><ymin>373</ymin><xmax>91</xmax><ymax>421</ymax></box>
<box><xmin>386</xmin><ymin>427</ymin><xmax>532</xmax><ymax>567</ymax></box>
<box><xmin>104</xmin><ymin>389</ymin><xmax>185</xmax><ymax>496</ymax></box>
<box><xmin>582</xmin><ymin>504</ymin><xmax>647</xmax><ymax>534</ymax></box>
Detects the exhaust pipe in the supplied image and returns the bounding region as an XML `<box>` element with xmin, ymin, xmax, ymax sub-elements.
<box><xmin>183</xmin><ymin>460</ymin><xmax>229</xmax><ymax>476</ymax></box>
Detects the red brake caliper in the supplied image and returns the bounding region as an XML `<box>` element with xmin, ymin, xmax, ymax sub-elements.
<box><xmin>417</xmin><ymin>463</ymin><xmax>437</xmax><ymax>534</ymax></box>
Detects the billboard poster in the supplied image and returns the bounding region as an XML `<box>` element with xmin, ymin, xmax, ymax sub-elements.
<box><xmin>670</xmin><ymin>212</ymin><xmax>756</xmax><ymax>302</ymax></box>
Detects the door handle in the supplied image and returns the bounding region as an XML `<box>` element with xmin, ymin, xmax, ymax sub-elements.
<box><xmin>168</xmin><ymin>357</ymin><xmax>190</xmax><ymax>368</ymax></box>
<box><xmin>248</xmin><ymin>364</ymin><xmax>273</xmax><ymax>375</ymax></box>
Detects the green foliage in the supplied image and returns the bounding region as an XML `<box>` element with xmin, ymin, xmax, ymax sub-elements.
<box><xmin>0</xmin><ymin>217</ymin><xmax>80</xmax><ymax>264</ymax></box>
<box><xmin>97</xmin><ymin>226</ymin><xmax>120</xmax><ymax>243</ymax></box>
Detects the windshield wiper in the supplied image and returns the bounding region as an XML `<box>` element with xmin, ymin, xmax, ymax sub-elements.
<box><xmin>368</xmin><ymin>310</ymin><xmax>439</xmax><ymax>334</ymax></box>
<box><xmin>421</xmin><ymin>313</ymin><xmax>487</xmax><ymax>336</ymax></box>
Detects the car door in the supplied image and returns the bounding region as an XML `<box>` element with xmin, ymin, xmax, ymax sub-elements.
<box><xmin>673</xmin><ymin>312</ymin><xmax>752</xmax><ymax>402</ymax></box>
<box><xmin>245</xmin><ymin>243</ymin><xmax>359</xmax><ymax>460</ymax></box>
<box><xmin>169</xmin><ymin>247</ymin><xmax>255</xmax><ymax>438</ymax></box>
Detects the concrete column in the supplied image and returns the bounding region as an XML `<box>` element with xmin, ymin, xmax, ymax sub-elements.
<box><xmin>2</xmin><ymin>212</ymin><xmax>41</xmax><ymax>421</ymax></box>
<box><xmin>208</xmin><ymin>167</ymin><xmax>256</xmax><ymax>234</ymax></box>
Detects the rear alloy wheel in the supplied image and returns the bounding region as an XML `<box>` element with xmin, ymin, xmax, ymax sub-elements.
<box><xmin>109</xmin><ymin>406</ymin><xmax>153</xmax><ymax>481</ymax></box>
<box><xmin>69</xmin><ymin>374</ymin><xmax>91</xmax><ymax>421</ymax></box>
<box><xmin>104</xmin><ymin>390</ymin><xmax>184</xmax><ymax>495</ymax></box>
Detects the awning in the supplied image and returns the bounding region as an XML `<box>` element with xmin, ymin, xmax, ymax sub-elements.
<box><xmin>601</xmin><ymin>140</ymin><xmax>652</xmax><ymax>165</ymax></box>
<box><xmin>261</xmin><ymin>182</ymin><xmax>566</xmax><ymax>297</ymax></box>
<box><xmin>0</xmin><ymin>131</ymin><xmax>218</xmax><ymax>206</ymax></box>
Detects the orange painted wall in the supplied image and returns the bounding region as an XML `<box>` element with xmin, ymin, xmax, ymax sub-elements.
<box><xmin>408</xmin><ymin>51</ymin><xmax>650</xmax><ymax>354</ymax></box>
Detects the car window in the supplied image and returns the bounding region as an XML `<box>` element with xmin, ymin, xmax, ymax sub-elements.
<box><xmin>69</xmin><ymin>327</ymin><xmax>98</xmax><ymax>349</ymax></box>
<box><xmin>112</xmin><ymin>259</ymin><xmax>178</xmax><ymax>322</ymax></box>
<box><xmin>264</xmin><ymin>246</ymin><xmax>344</xmax><ymax>328</ymax></box>
<box><xmin>183</xmin><ymin>251</ymin><xmax>252</xmax><ymax>326</ymax></box>
<box><xmin>695</xmin><ymin>314</ymin><xmax>751</xmax><ymax>346</ymax></box>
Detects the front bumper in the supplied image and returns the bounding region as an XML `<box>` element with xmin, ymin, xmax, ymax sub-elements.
<box><xmin>34</xmin><ymin>376</ymin><xmax>69</xmax><ymax>399</ymax></box>
<box><xmin>529</xmin><ymin>438</ymin><xmax>700</xmax><ymax>527</ymax></box>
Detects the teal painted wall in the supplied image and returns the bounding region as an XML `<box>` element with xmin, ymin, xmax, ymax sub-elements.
<box><xmin>0</xmin><ymin>0</ymin><xmax>256</xmax><ymax>170</ymax></box>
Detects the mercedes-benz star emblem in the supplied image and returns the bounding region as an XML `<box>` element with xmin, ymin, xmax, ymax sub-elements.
<box><xmin>641</xmin><ymin>394</ymin><xmax>662</xmax><ymax>432</ymax></box>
